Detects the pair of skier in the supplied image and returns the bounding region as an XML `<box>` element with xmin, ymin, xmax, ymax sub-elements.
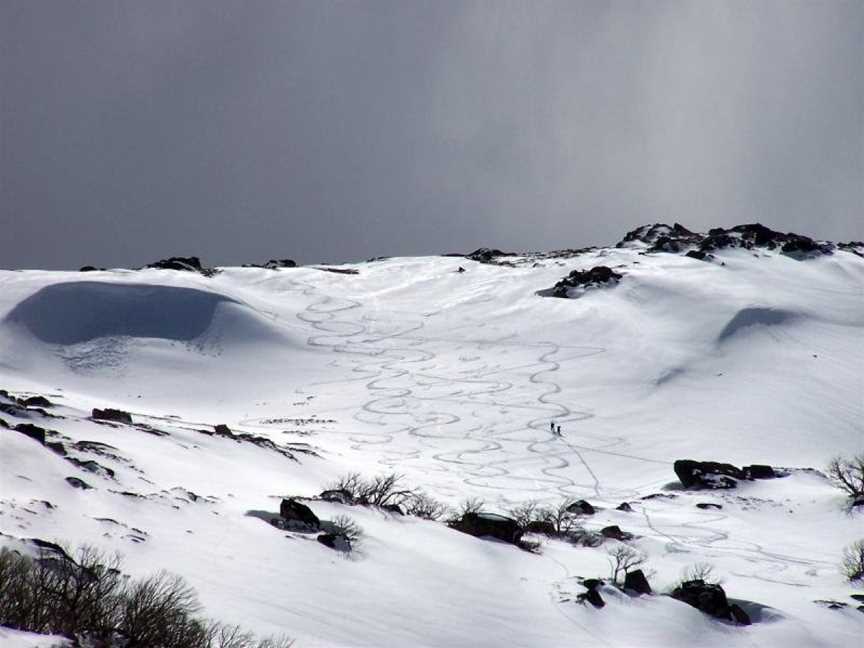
<box><xmin>550</xmin><ymin>421</ymin><xmax>563</xmax><ymax>437</ymax></box>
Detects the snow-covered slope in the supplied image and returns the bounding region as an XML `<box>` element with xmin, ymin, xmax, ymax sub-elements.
<box><xmin>1</xmin><ymin>228</ymin><xmax>862</xmax><ymax>647</ymax></box>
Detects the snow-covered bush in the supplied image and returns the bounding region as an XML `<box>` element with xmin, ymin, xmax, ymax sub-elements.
<box><xmin>841</xmin><ymin>539</ymin><xmax>864</xmax><ymax>584</ymax></box>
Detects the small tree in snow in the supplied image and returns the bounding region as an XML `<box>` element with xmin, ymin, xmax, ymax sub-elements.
<box><xmin>606</xmin><ymin>545</ymin><xmax>647</xmax><ymax>586</ymax></box>
<box><xmin>827</xmin><ymin>454</ymin><xmax>864</xmax><ymax>500</ymax></box>
<box><xmin>841</xmin><ymin>539</ymin><xmax>864</xmax><ymax>584</ymax></box>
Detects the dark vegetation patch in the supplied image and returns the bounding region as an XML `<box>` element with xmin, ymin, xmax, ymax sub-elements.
<box><xmin>0</xmin><ymin>544</ymin><xmax>293</xmax><ymax>647</ymax></box>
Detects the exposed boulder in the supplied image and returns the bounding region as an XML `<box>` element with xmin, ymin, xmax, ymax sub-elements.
<box><xmin>744</xmin><ymin>464</ymin><xmax>776</xmax><ymax>479</ymax></box>
<box><xmin>671</xmin><ymin>580</ymin><xmax>749</xmax><ymax>623</ymax></box>
<box><xmin>624</xmin><ymin>569</ymin><xmax>652</xmax><ymax>595</ymax></box>
<box><xmin>466</xmin><ymin>248</ymin><xmax>514</xmax><ymax>263</ymax></box>
<box><xmin>317</xmin><ymin>532</ymin><xmax>351</xmax><ymax>552</ymax></box>
<box><xmin>20</xmin><ymin>395</ymin><xmax>52</xmax><ymax>408</ymax></box>
<box><xmin>550</xmin><ymin>266</ymin><xmax>622</xmax><ymax>298</ymax></box>
<box><xmin>263</xmin><ymin>258</ymin><xmax>296</xmax><ymax>269</ymax></box>
<box><xmin>79</xmin><ymin>265</ymin><xmax>105</xmax><ymax>272</ymax></box>
<box><xmin>674</xmin><ymin>460</ymin><xmax>745</xmax><ymax>489</ymax></box>
<box><xmin>279</xmin><ymin>498</ymin><xmax>320</xmax><ymax>530</ymax></box>
<box><xmin>92</xmin><ymin>408</ymin><xmax>133</xmax><ymax>425</ymax></box>
<box><xmin>566</xmin><ymin>500</ymin><xmax>595</xmax><ymax>515</ymax></box>
<box><xmin>600</xmin><ymin>525</ymin><xmax>633</xmax><ymax>541</ymax></box>
<box><xmin>214</xmin><ymin>423</ymin><xmax>232</xmax><ymax>436</ymax></box>
<box><xmin>450</xmin><ymin>512</ymin><xmax>523</xmax><ymax>544</ymax></box>
<box><xmin>696</xmin><ymin>502</ymin><xmax>723</xmax><ymax>510</ymax></box>
<box><xmin>617</xmin><ymin>222</ymin><xmax>834</xmax><ymax>259</ymax></box>
<box><xmin>615</xmin><ymin>502</ymin><xmax>633</xmax><ymax>512</ymax></box>
<box><xmin>577</xmin><ymin>579</ymin><xmax>606</xmax><ymax>608</ymax></box>
<box><xmin>65</xmin><ymin>476</ymin><xmax>93</xmax><ymax>490</ymax></box>
<box><xmin>616</xmin><ymin>223</ymin><xmax>697</xmax><ymax>249</ymax></box>
<box><xmin>13</xmin><ymin>423</ymin><xmax>47</xmax><ymax>445</ymax></box>
<box><xmin>145</xmin><ymin>256</ymin><xmax>218</xmax><ymax>277</ymax></box>
<box><xmin>243</xmin><ymin>259</ymin><xmax>297</xmax><ymax>270</ymax></box>
<box><xmin>320</xmin><ymin>488</ymin><xmax>353</xmax><ymax>504</ymax></box>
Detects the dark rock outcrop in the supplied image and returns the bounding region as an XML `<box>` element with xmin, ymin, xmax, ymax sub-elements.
<box><xmin>566</xmin><ymin>500</ymin><xmax>595</xmax><ymax>515</ymax></box>
<box><xmin>550</xmin><ymin>266</ymin><xmax>622</xmax><ymax>298</ymax></box>
<box><xmin>577</xmin><ymin>579</ymin><xmax>606</xmax><ymax>608</ymax></box>
<box><xmin>317</xmin><ymin>533</ymin><xmax>351</xmax><ymax>552</ymax></box>
<box><xmin>617</xmin><ymin>222</ymin><xmax>834</xmax><ymax>259</ymax></box>
<box><xmin>65</xmin><ymin>476</ymin><xmax>93</xmax><ymax>490</ymax></box>
<box><xmin>280</xmin><ymin>499</ymin><xmax>320</xmax><ymax>529</ymax></box>
<box><xmin>13</xmin><ymin>423</ymin><xmax>47</xmax><ymax>445</ymax></box>
<box><xmin>320</xmin><ymin>488</ymin><xmax>353</xmax><ymax>504</ymax></box>
<box><xmin>600</xmin><ymin>525</ymin><xmax>633</xmax><ymax>541</ymax></box>
<box><xmin>696</xmin><ymin>502</ymin><xmax>723</xmax><ymax>510</ymax></box>
<box><xmin>675</xmin><ymin>460</ymin><xmax>781</xmax><ymax>489</ymax></box>
<box><xmin>20</xmin><ymin>396</ymin><xmax>52</xmax><ymax>408</ymax></box>
<box><xmin>674</xmin><ymin>460</ymin><xmax>745</xmax><ymax>489</ymax></box>
<box><xmin>450</xmin><ymin>512</ymin><xmax>523</xmax><ymax>544</ymax></box>
<box><xmin>263</xmin><ymin>259</ymin><xmax>296</xmax><ymax>269</ymax></box>
<box><xmin>624</xmin><ymin>569</ymin><xmax>652</xmax><ymax>595</ymax></box>
<box><xmin>744</xmin><ymin>464</ymin><xmax>776</xmax><ymax>479</ymax></box>
<box><xmin>145</xmin><ymin>256</ymin><xmax>218</xmax><ymax>277</ymax></box>
<box><xmin>671</xmin><ymin>580</ymin><xmax>749</xmax><ymax>624</ymax></box>
<box><xmin>615</xmin><ymin>502</ymin><xmax>633</xmax><ymax>512</ymax></box>
<box><xmin>466</xmin><ymin>248</ymin><xmax>515</xmax><ymax>263</ymax></box>
<box><xmin>92</xmin><ymin>408</ymin><xmax>133</xmax><ymax>425</ymax></box>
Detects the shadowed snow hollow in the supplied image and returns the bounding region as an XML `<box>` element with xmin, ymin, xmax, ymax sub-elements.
<box><xmin>716</xmin><ymin>307</ymin><xmax>800</xmax><ymax>344</ymax></box>
<box><xmin>2</xmin><ymin>281</ymin><xmax>289</xmax><ymax>348</ymax></box>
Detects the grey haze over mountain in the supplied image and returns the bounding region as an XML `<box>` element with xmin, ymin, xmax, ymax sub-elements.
<box><xmin>2</xmin><ymin>0</ymin><xmax>862</xmax><ymax>270</ymax></box>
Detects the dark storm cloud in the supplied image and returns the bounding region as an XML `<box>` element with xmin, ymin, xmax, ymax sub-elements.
<box><xmin>1</xmin><ymin>0</ymin><xmax>861</xmax><ymax>269</ymax></box>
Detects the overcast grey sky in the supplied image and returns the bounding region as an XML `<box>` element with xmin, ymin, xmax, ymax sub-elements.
<box><xmin>2</xmin><ymin>1</ymin><xmax>862</xmax><ymax>269</ymax></box>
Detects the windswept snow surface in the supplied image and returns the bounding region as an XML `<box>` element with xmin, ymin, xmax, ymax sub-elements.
<box><xmin>1</xmin><ymin>244</ymin><xmax>863</xmax><ymax>647</ymax></box>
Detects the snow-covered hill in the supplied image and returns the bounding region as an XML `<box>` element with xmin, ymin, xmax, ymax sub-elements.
<box><xmin>1</xmin><ymin>224</ymin><xmax>862</xmax><ymax>647</ymax></box>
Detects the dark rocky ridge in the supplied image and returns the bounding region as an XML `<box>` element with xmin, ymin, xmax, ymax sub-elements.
<box><xmin>617</xmin><ymin>222</ymin><xmax>838</xmax><ymax>259</ymax></box>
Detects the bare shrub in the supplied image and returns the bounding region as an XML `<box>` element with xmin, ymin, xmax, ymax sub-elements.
<box><xmin>507</xmin><ymin>500</ymin><xmax>541</xmax><ymax>528</ymax></box>
<box><xmin>0</xmin><ymin>545</ymin><xmax>294</xmax><ymax>646</ymax></box>
<box><xmin>206</xmin><ymin>623</ymin><xmax>295</xmax><ymax>648</ymax></box>
<box><xmin>403</xmin><ymin>491</ymin><xmax>449</xmax><ymax>521</ymax></box>
<box><xmin>679</xmin><ymin>562</ymin><xmax>722</xmax><ymax>586</ymax></box>
<box><xmin>456</xmin><ymin>497</ymin><xmax>485</xmax><ymax>517</ymax></box>
<box><xmin>541</xmin><ymin>499</ymin><xmax>584</xmax><ymax>537</ymax></box>
<box><xmin>330</xmin><ymin>515</ymin><xmax>364</xmax><ymax>545</ymax></box>
<box><xmin>842</xmin><ymin>539</ymin><xmax>864</xmax><ymax>584</ymax></box>
<box><xmin>327</xmin><ymin>472</ymin><xmax>415</xmax><ymax>508</ymax></box>
<box><xmin>827</xmin><ymin>454</ymin><xmax>864</xmax><ymax>499</ymax></box>
<box><xmin>118</xmin><ymin>571</ymin><xmax>207</xmax><ymax>647</ymax></box>
<box><xmin>326</xmin><ymin>472</ymin><xmax>365</xmax><ymax>501</ymax></box>
<box><xmin>606</xmin><ymin>545</ymin><xmax>647</xmax><ymax>586</ymax></box>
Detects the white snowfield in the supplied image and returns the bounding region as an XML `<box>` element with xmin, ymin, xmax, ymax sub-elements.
<box><xmin>1</xmin><ymin>238</ymin><xmax>862</xmax><ymax>647</ymax></box>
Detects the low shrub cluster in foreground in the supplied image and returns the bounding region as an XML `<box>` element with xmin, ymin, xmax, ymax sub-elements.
<box><xmin>0</xmin><ymin>545</ymin><xmax>292</xmax><ymax>647</ymax></box>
